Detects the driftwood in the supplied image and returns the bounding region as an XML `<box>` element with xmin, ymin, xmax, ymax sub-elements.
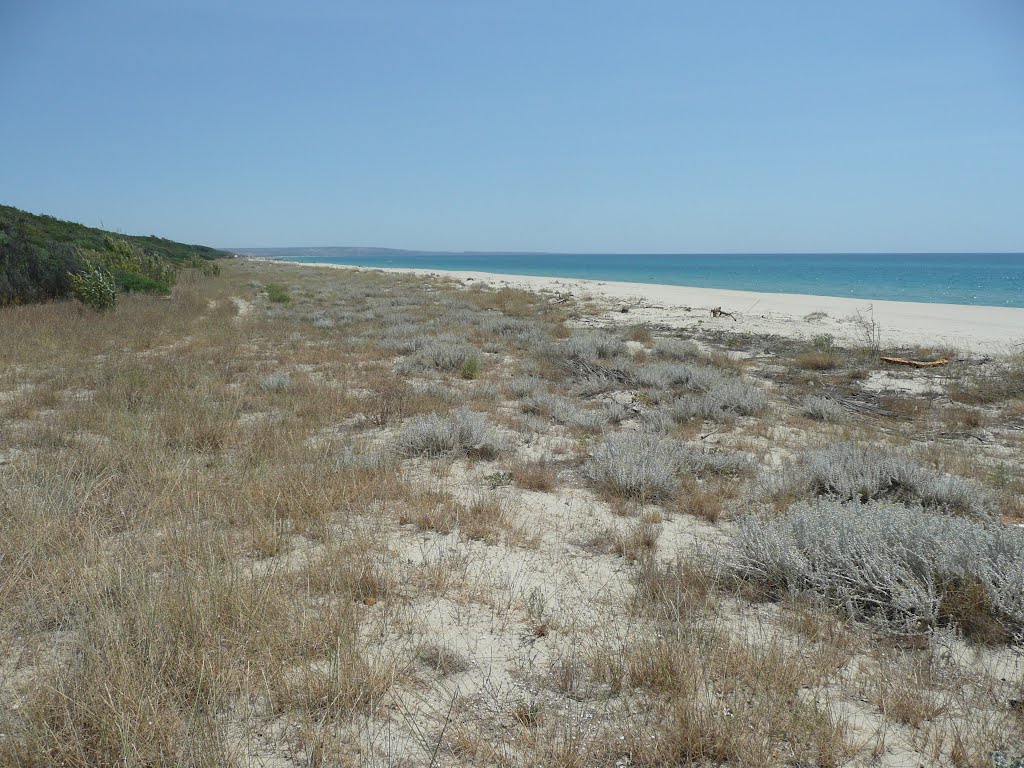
<box><xmin>880</xmin><ymin>356</ymin><xmax>950</xmax><ymax>368</ymax></box>
<box><xmin>711</xmin><ymin>307</ymin><xmax>737</xmax><ymax>321</ymax></box>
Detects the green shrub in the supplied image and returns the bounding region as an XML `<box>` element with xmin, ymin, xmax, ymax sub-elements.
<box><xmin>184</xmin><ymin>254</ymin><xmax>221</xmax><ymax>276</ymax></box>
<box><xmin>266</xmin><ymin>283</ymin><xmax>291</xmax><ymax>303</ymax></box>
<box><xmin>461</xmin><ymin>356</ymin><xmax>481</xmax><ymax>380</ymax></box>
<box><xmin>70</xmin><ymin>265</ymin><xmax>118</xmax><ymax>311</ymax></box>
<box><xmin>110</xmin><ymin>268</ymin><xmax>171</xmax><ymax>295</ymax></box>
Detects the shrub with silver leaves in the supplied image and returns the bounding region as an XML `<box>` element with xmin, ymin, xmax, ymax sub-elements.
<box><xmin>410</xmin><ymin>339</ymin><xmax>481</xmax><ymax>373</ymax></box>
<box><xmin>259</xmin><ymin>372</ymin><xmax>291</xmax><ymax>392</ymax></box>
<box><xmin>800</xmin><ymin>395</ymin><xmax>848</xmax><ymax>422</ymax></box>
<box><xmin>653</xmin><ymin>337</ymin><xmax>703</xmax><ymax>361</ymax></box>
<box><xmin>668</xmin><ymin>380</ymin><xmax>768</xmax><ymax>422</ymax></box>
<box><xmin>763</xmin><ymin>442</ymin><xmax>991</xmax><ymax>517</ymax></box>
<box><xmin>585</xmin><ymin>431</ymin><xmax>683</xmax><ymax>500</ymax></box>
<box><xmin>397</xmin><ymin>410</ymin><xmax>505</xmax><ymax>458</ymax></box>
<box><xmin>585</xmin><ymin>431</ymin><xmax>752</xmax><ymax>500</ymax></box>
<box><xmin>522</xmin><ymin>392</ymin><xmax>625</xmax><ymax>433</ymax></box>
<box><xmin>566</xmin><ymin>330</ymin><xmax>628</xmax><ymax>361</ymax></box>
<box><xmin>729</xmin><ymin>499</ymin><xmax>1024</xmax><ymax>639</ymax></box>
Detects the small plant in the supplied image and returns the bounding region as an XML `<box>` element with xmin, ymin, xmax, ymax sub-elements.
<box><xmin>627</xmin><ymin>325</ymin><xmax>653</xmax><ymax>344</ymax></box>
<box><xmin>461</xmin><ymin>355</ymin><xmax>481</xmax><ymax>379</ymax></box>
<box><xmin>653</xmin><ymin>337</ymin><xmax>703</xmax><ymax>361</ymax></box>
<box><xmin>795</xmin><ymin>350</ymin><xmax>839</xmax><ymax>370</ymax></box>
<box><xmin>668</xmin><ymin>380</ymin><xmax>768</xmax><ymax>422</ymax></box>
<box><xmin>483</xmin><ymin>471</ymin><xmax>513</xmax><ymax>489</ymax></box>
<box><xmin>259</xmin><ymin>372</ymin><xmax>291</xmax><ymax>392</ymax></box>
<box><xmin>800</xmin><ymin>395</ymin><xmax>848</xmax><ymax>422</ymax></box>
<box><xmin>69</xmin><ymin>264</ymin><xmax>118</xmax><ymax>311</ymax></box>
<box><xmin>265</xmin><ymin>283</ymin><xmax>291</xmax><ymax>303</ymax></box>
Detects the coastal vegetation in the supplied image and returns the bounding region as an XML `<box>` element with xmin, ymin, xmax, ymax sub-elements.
<box><xmin>0</xmin><ymin>259</ymin><xmax>1021</xmax><ymax>766</ymax></box>
<box><xmin>0</xmin><ymin>204</ymin><xmax>227</xmax><ymax>306</ymax></box>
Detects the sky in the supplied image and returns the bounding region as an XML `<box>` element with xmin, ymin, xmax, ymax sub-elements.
<box><xmin>1</xmin><ymin>1</ymin><xmax>1023</xmax><ymax>253</ymax></box>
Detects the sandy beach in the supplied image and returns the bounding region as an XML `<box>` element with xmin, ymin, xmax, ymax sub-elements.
<box><xmin>276</xmin><ymin>261</ymin><xmax>1024</xmax><ymax>354</ymax></box>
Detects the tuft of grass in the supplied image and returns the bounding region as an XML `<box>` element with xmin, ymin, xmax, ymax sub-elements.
<box><xmin>795</xmin><ymin>350</ymin><xmax>840</xmax><ymax>370</ymax></box>
<box><xmin>627</xmin><ymin>325</ymin><xmax>653</xmax><ymax>344</ymax></box>
<box><xmin>509</xmin><ymin>458</ymin><xmax>558</xmax><ymax>492</ymax></box>
<box><xmin>415</xmin><ymin>643</ymin><xmax>472</xmax><ymax>676</ymax></box>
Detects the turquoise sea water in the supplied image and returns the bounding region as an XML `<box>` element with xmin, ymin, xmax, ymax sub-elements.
<box><xmin>250</xmin><ymin>250</ymin><xmax>1024</xmax><ymax>308</ymax></box>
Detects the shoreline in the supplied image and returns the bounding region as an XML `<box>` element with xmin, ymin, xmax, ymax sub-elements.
<box><xmin>265</xmin><ymin>259</ymin><xmax>1024</xmax><ymax>353</ymax></box>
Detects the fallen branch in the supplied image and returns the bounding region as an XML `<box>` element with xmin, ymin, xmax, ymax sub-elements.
<box><xmin>711</xmin><ymin>307</ymin><xmax>737</xmax><ymax>321</ymax></box>
<box><xmin>880</xmin><ymin>356</ymin><xmax>949</xmax><ymax>368</ymax></box>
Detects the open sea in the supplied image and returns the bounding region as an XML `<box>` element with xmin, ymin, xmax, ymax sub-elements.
<box><xmin>250</xmin><ymin>250</ymin><xmax>1024</xmax><ymax>308</ymax></box>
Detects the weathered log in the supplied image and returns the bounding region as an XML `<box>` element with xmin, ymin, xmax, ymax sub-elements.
<box><xmin>880</xmin><ymin>356</ymin><xmax>950</xmax><ymax>368</ymax></box>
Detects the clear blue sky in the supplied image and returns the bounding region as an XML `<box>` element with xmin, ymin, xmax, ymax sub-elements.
<box><xmin>2</xmin><ymin>1</ymin><xmax>1022</xmax><ymax>252</ymax></box>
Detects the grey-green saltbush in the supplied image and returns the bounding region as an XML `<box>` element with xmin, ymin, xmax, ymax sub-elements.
<box><xmin>522</xmin><ymin>392</ymin><xmax>625</xmax><ymax>433</ymax></box>
<box><xmin>585</xmin><ymin>431</ymin><xmax>682</xmax><ymax>500</ymax></box>
<box><xmin>800</xmin><ymin>395</ymin><xmax>848</xmax><ymax>422</ymax></box>
<box><xmin>667</xmin><ymin>380</ymin><xmax>768</xmax><ymax>422</ymax></box>
<box><xmin>566</xmin><ymin>330</ymin><xmax>628</xmax><ymax>361</ymax></box>
<box><xmin>584</xmin><ymin>431</ymin><xmax>752</xmax><ymax>500</ymax></box>
<box><xmin>729</xmin><ymin>499</ymin><xmax>1024</xmax><ymax>639</ymax></box>
<box><xmin>653</xmin><ymin>337</ymin><xmax>703</xmax><ymax>361</ymax></box>
<box><xmin>259</xmin><ymin>372</ymin><xmax>291</xmax><ymax>392</ymax></box>
<box><xmin>763</xmin><ymin>442</ymin><xmax>991</xmax><ymax>517</ymax></box>
<box><xmin>399</xmin><ymin>339</ymin><xmax>481</xmax><ymax>374</ymax></box>
<box><xmin>397</xmin><ymin>410</ymin><xmax>504</xmax><ymax>458</ymax></box>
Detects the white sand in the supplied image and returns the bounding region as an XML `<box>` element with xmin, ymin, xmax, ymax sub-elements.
<box><xmin>278</xmin><ymin>261</ymin><xmax>1024</xmax><ymax>354</ymax></box>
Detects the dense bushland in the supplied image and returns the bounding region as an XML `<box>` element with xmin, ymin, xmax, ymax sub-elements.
<box><xmin>0</xmin><ymin>204</ymin><xmax>226</xmax><ymax>306</ymax></box>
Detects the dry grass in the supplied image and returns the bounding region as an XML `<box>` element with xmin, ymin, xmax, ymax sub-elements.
<box><xmin>508</xmin><ymin>457</ymin><xmax>559</xmax><ymax>491</ymax></box>
<box><xmin>795</xmin><ymin>350</ymin><xmax>841</xmax><ymax>370</ymax></box>
<box><xmin>1</xmin><ymin>259</ymin><xmax>1021</xmax><ymax>766</ymax></box>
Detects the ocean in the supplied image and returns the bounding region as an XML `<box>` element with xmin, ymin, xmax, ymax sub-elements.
<box><xmin>250</xmin><ymin>250</ymin><xmax>1024</xmax><ymax>308</ymax></box>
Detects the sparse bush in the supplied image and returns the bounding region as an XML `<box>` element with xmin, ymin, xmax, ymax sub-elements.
<box><xmin>800</xmin><ymin>395</ymin><xmax>848</xmax><ymax>422</ymax></box>
<box><xmin>505</xmin><ymin>375</ymin><xmax>547</xmax><ymax>399</ymax></box>
<box><xmin>509</xmin><ymin>459</ymin><xmax>558</xmax><ymax>491</ymax></box>
<box><xmin>949</xmin><ymin>355</ymin><xmax>1024</xmax><ymax>405</ymax></box>
<box><xmin>627</xmin><ymin>325</ymin><xmax>653</xmax><ymax>344</ymax></box>
<box><xmin>259</xmin><ymin>372</ymin><xmax>291</xmax><ymax>391</ymax></box>
<box><xmin>397</xmin><ymin>409</ymin><xmax>504</xmax><ymax>458</ymax></box>
<box><xmin>729</xmin><ymin>499</ymin><xmax>1024</xmax><ymax>640</ymax></box>
<box><xmin>633</xmin><ymin>362</ymin><xmax>728</xmax><ymax>391</ymax></box>
<box><xmin>763</xmin><ymin>442</ymin><xmax>992</xmax><ymax>516</ymax></box>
